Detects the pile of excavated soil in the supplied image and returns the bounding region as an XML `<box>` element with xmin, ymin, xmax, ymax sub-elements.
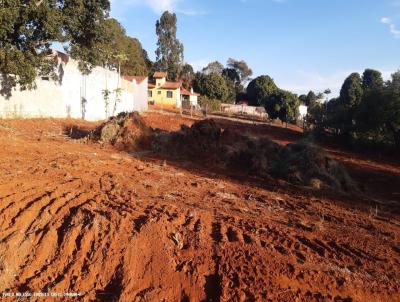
<box><xmin>152</xmin><ymin>119</ymin><xmax>223</xmax><ymax>159</ymax></box>
<box><xmin>89</xmin><ymin>115</ymin><xmax>355</xmax><ymax>191</ymax></box>
<box><xmin>270</xmin><ymin>142</ymin><xmax>357</xmax><ymax>191</ymax></box>
<box><xmin>89</xmin><ymin>112</ymin><xmax>153</xmax><ymax>150</ymax></box>
<box><xmin>152</xmin><ymin>119</ymin><xmax>356</xmax><ymax>191</ymax></box>
<box><xmin>1</xmin><ymin>117</ymin><xmax>399</xmax><ymax>302</ymax></box>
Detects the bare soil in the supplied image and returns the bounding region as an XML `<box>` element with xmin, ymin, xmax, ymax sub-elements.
<box><xmin>0</xmin><ymin>113</ymin><xmax>399</xmax><ymax>302</ymax></box>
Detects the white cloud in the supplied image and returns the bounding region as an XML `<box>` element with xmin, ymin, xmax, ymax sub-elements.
<box><xmin>390</xmin><ymin>24</ymin><xmax>400</xmax><ymax>38</ymax></box>
<box><xmin>381</xmin><ymin>16</ymin><xmax>400</xmax><ymax>38</ymax></box>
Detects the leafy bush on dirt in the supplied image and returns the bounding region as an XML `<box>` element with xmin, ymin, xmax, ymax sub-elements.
<box><xmin>152</xmin><ymin>119</ymin><xmax>355</xmax><ymax>191</ymax></box>
<box><xmin>269</xmin><ymin>141</ymin><xmax>356</xmax><ymax>191</ymax></box>
<box><xmin>198</xmin><ymin>96</ymin><xmax>222</xmax><ymax>113</ymax></box>
<box><xmin>88</xmin><ymin>113</ymin><xmax>355</xmax><ymax>192</ymax></box>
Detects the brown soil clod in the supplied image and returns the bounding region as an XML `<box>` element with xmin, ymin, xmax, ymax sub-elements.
<box><xmin>0</xmin><ymin>113</ymin><xmax>399</xmax><ymax>302</ymax></box>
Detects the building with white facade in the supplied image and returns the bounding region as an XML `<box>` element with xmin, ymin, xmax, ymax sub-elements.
<box><xmin>0</xmin><ymin>51</ymin><xmax>148</xmax><ymax>121</ymax></box>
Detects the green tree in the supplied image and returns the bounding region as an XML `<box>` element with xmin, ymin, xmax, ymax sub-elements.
<box><xmin>299</xmin><ymin>94</ymin><xmax>308</xmax><ymax>105</ymax></box>
<box><xmin>304</xmin><ymin>91</ymin><xmax>319</xmax><ymax>106</ymax></box>
<box><xmin>340</xmin><ymin>72</ymin><xmax>363</xmax><ymax>108</ymax></box>
<box><xmin>356</xmin><ymin>85</ymin><xmax>400</xmax><ymax>149</ymax></box>
<box><xmin>202</xmin><ymin>61</ymin><xmax>224</xmax><ymax>75</ymax></box>
<box><xmin>180</xmin><ymin>63</ymin><xmax>195</xmax><ymax>89</ymax></box>
<box><xmin>306</xmin><ymin>101</ymin><xmax>326</xmax><ymax>132</ymax></box>
<box><xmin>221</xmin><ymin>68</ymin><xmax>240</xmax><ymax>103</ymax></box>
<box><xmin>325</xmin><ymin>98</ymin><xmax>349</xmax><ymax>135</ymax></box>
<box><xmin>222</xmin><ymin>68</ymin><xmax>240</xmax><ymax>85</ymax></box>
<box><xmin>391</xmin><ymin>70</ymin><xmax>400</xmax><ymax>92</ymax></box>
<box><xmin>193</xmin><ymin>73</ymin><xmax>229</xmax><ymax>101</ymax></box>
<box><xmin>155</xmin><ymin>11</ymin><xmax>184</xmax><ymax>81</ymax></box>
<box><xmin>362</xmin><ymin>69</ymin><xmax>384</xmax><ymax>91</ymax></box>
<box><xmin>120</xmin><ymin>37</ymin><xmax>148</xmax><ymax>76</ymax></box>
<box><xmin>100</xmin><ymin>19</ymin><xmax>148</xmax><ymax>76</ymax></box>
<box><xmin>334</xmin><ymin>73</ymin><xmax>363</xmax><ymax>137</ymax></box>
<box><xmin>0</xmin><ymin>0</ymin><xmax>110</xmax><ymax>97</ymax></box>
<box><xmin>226</xmin><ymin>58</ymin><xmax>253</xmax><ymax>85</ymax></box>
<box><xmin>246</xmin><ymin>75</ymin><xmax>278</xmax><ymax>106</ymax></box>
<box><xmin>264</xmin><ymin>90</ymin><xmax>300</xmax><ymax>123</ymax></box>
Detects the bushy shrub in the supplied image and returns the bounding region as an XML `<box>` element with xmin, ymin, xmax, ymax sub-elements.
<box><xmin>198</xmin><ymin>96</ymin><xmax>222</xmax><ymax>113</ymax></box>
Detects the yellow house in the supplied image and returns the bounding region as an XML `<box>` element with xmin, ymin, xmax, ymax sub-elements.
<box><xmin>148</xmin><ymin>72</ymin><xmax>199</xmax><ymax>109</ymax></box>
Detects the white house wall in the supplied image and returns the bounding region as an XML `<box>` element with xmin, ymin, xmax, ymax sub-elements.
<box><xmin>189</xmin><ymin>95</ymin><xmax>198</xmax><ymax>106</ymax></box>
<box><xmin>132</xmin><ymin>79</ymin><xmax>149</xmax><ymax>112</ymax></box>
<box><xmin>176</xmin><ymin>88</ymin><xmax>181</xmax><ymax>108</ymax></box>
<box><xmin>0</xmin><ymin>58</ymin><xmax>148</xmax><ymax>121</ymax></box>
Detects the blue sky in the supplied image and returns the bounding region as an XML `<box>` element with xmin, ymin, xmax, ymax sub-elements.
<box><xmin>111</xmin><ymin>0</ymin><xmax>400</xmax><ymax>96</ymax></box>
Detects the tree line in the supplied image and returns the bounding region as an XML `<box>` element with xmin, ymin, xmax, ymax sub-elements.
<box><xmin>306</xmin><ymin>69</ymin><xmax>400</xmax><ymax>150</ymax></box>
<box><xmin>2</xmin><ymin>3</ymin><xmax>398</xmax><ymax>151</ymax></box>
<box><xmin>0</xmin><ymin>1</ymin><xmax>303</xmax><ymax>124</ymax></box>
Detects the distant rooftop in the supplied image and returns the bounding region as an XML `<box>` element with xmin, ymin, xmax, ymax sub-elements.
<box><xmin>124</xmin><ymin>76</ymin><xmax>147</xmax><ymax>84</ymax></box>
<box><xmin>153</xmin><ymin>71</ymin><xmax>168</xmax><ymax>79</ymax></box>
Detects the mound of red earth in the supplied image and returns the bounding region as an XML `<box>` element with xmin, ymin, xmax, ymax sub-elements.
<box><xmin>270</xmin><ymin>142</ymin><xmax>357</xmax><ymax>191</ymax></box>
<box><xmin>152</xmin><ymin>119</ymin><xmax>356</xmax><ymax>192</ymax></box>
<box><xmin>89</xmin><ymin>112</ymin><xmax>153</xmax><ymax>150</ymax></box>
<box><xmin>1</xmin><ymin>116</ymin><xmax>399</xmax><ymax>302</ymax></box>
<box><xmin>90</xmin><ymin>115</ymin><xmax>355</xmax><ymax>191</ymax></box>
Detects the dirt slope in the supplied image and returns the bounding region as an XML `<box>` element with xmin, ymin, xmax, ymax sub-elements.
<box><xmin>0</xmin><ymin>115</ymin><xmax>399</xmax><ymax>302</ymax></box>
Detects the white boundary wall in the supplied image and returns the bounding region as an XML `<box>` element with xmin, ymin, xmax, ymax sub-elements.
<box><xmin>0</xmin><ymin>56</ymin><xmax>148</xmax><ymax>121</ymax></box>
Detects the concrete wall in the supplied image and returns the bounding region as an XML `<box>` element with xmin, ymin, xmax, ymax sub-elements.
<box><xmin>221</xmin><ymin>104</ymin><xmax>267</xmax><ymax>117</ymax></box>
<box><xmin>0</xmin><ymin>57</ymin><xmax>148</xmax><ymax>121</ymax></box>
<box><xmin>131</xmin><ymin>78</ymin><xmax>148</xmax><ymax>112</ymax></box>
<box><xmin>189</xmin><ymin>95</ymin><xmax>198</xmax><ymax>106</ymax></box>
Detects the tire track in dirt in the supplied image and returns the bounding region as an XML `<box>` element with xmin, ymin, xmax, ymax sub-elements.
<box><xmin>0</xmin><ymin>117</ymin><xmax>399</xmax><ymax>301</ymax></box>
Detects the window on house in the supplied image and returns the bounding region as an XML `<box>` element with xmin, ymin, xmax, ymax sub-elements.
<box><xmin>167</xmin><ymin>91</ymin><xmax>173</xmax><ymax>98</ymax></box>
<box><xmin>148</xmin><ymin>90</ymin><xmax>152</xmax><ymax>97</ymax></box>
<box><xmin>158</xmin><ymin>91</ymin><xmax>161</xmax><ymax>95</ymax></box>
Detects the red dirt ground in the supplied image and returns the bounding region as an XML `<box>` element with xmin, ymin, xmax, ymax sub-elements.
<box><xmin>0</xmin><ymin>113</ymin><xmax>399</xmax><ymax>302</ymax></box>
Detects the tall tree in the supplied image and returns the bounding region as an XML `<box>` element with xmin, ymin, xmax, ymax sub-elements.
<box><xmin>264</xmin><ymin>90</ymin><xmax>300</xmax><ymax>123</ymax></box>
<box><xmin>226</xmin><ymin>58</ymin><xmax>253</xmax><ymax>85</ymax></box>
<box><xmin>390</xmin><ymin>70</ymin><xmax>400</xmax><ymax>92</ymax></box>
<box><xmin>101</xmin><ymin>18</ymin><xmax>148</xmax><ymax>76</ymax></box>
<box><xmin>0</xmin><ymin>0</ymin><xmax>111</xmax><ymax>97</ymax></box>
<box><xmin>180</xmin><ymin>63</ymin><xmax>195</xmax><ymax>89</ymax></box>
<box><xmin>193</xmin><ymin>72</ymin><xmax>229</xmax><ymax>101</ymax></box>
<box><xmin>304</xmin><ymin>91</ymin><xmax>319</xmax><ymax>107</ymax></box>
<box><xmin>222</xmin><ymin>68</ymin><xmax>241</xmax><ymax>103</ymax></box>
<box><xmin>202</xmin><ymin>61</ymin><xmax>224</xmax><ymax>75</ymax></box>
<box><xmin>340</xmin><ymin>72</ymin><xmax>363</xmax><ymax>108</ymax></box>
<box><xmin>362</xmin><ymin>69</ymin><xmax>384</xmax><ymax>91</ymax></box>
<box><xmin>356</xmin><ymin>84</ymin><xmax>400</xmax><ymax>149</ymax></box>
<box><xmin>246</xmin><ymin>75</ymin><xmax>278</xmax><ymax>106</ymax></box>
<box><xmin>155</xmin><ymin>11</ymin><xmax>184</xmax><ymax>81</ymax></box>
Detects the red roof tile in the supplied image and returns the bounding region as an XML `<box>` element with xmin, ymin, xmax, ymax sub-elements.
<box><xmin>181</xmin><ymin>88</ymin><xmax>200</xmax><ymax>96</ymax></box>
<box><xmin>153</xmin><ymin>71</ymin><xmax>168</xmax><ymax>79</ymax></box>
<box><xmin>148</xmin><ymin>83</ymin><xmax>156</xmax><ymax>89</ymax></box>
<box><xmin>124</xmin><ymin>76</ymin><xmax>147</xmax><ymax>84</ymax></box>
<box><xmin>160</xmin><ymin>81</ymin><xmax>182</xmax><ymax>89</ymax></box>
